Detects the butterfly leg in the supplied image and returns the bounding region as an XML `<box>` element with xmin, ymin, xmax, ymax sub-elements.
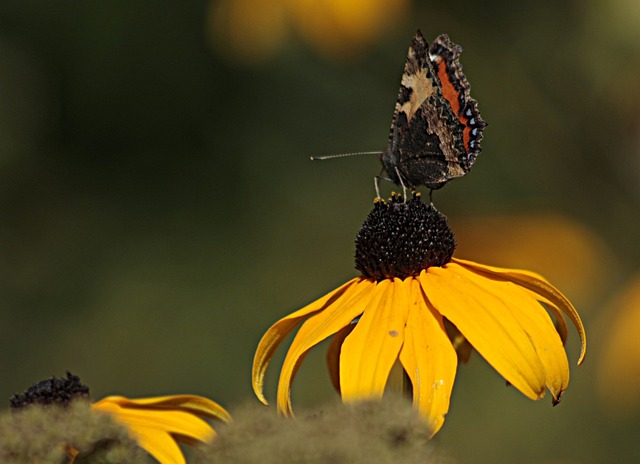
<box><xmin>395</xmin><ymin>167</ymin><xmax>408</xmax><ymax>201</ymax></box>
<box><xmin>374</xmin><ymin>176</ymin><xmax>382</xmax><ymax>200</ymax></box>
<box><xmin>374</xmin><ymin>166</ymin><xmax>394</xmax><ymax>199</ymax></box>
<box><xmin>374</xmin><ymin>174</ymin><xmax>396</xmax><ymax>199</ymax></box>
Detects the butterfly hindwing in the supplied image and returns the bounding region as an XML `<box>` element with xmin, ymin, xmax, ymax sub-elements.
<box><xmin>429</xmin><ymin>34</ymin><xmax>486</xmax><ymax>169</ymax></box>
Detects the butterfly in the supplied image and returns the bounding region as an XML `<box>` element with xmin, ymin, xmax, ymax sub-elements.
<box><xmin>381</xmin><ymin>30</ymin><xmax>486</xmax><ymax>190</ymax></box>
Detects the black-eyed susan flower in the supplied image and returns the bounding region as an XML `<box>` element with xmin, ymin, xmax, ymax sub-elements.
<box><xmin>252</xmin><ymin>193</ymin><xmax>586</xmax><ymax>436</ymax></box>
<box><xmin>10</xmin><ymin>373</ymin><xmax>230</xmax><ymax>464</ymax></box>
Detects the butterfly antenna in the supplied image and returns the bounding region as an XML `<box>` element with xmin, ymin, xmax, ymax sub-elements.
<box><xmin>310</xmin><ymin>151</ymin><xmax>383</xmax><ymax>161</ymax></box>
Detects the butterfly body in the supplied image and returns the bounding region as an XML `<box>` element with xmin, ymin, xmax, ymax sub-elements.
<box><xmin>381</xmin><ymin>31</ymin><xmax>486</xmax><ymax>190</ymax></box>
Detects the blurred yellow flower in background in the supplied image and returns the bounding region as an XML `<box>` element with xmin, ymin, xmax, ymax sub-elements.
<box><xmin>451</xmin><ymin>212</ymin><xmax>614</xmax><ymax>309</ymax></box>
<box><xmin>597</xmin><ymin>273</ymin><xmax>640</xmax><ymax>417</ymax></box>
<box><xmin>253</xmin><ymin>194</ymin><xmax>586</xmax><ymax>437</ymax></box>
<box><xmin>207</xmin><ymin>0</ymin><xmax>410</xmax><ymax>62</ymax></box>
<box><xmin>207</xmin><ymin>0</ymin><xmax>289</xmax><ymax>62</ymax></box>
<box><xmin>287</xmin><ymin>0</ymin><xmax>409</xmax><ymax>59</ymax></box>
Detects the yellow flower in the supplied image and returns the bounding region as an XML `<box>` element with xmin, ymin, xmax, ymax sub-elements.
<box><xmin>286</xmin><ymin>0</ymin><xmax>410</xmax><ymax>59</ymax></box>
<box><xmin>252</xmin><ymin>193</ymin><xmax>586</xmax><ymax>436</ymax></box>
<box><xmin>597</xmin><ymin>273</ymin><xmax>640</xmax><ymax>416</ymax></box>
<box><xmin>10</xmin><ymin>373</ymin><xmax>231</xmax><ymax>464</ymax></box>
<box><xmin>207</xmin><ymin>0</ymin><xmax>409</xmax><ymax>62</ymax></box>
<box><xmin>91</xmin><ymin>394</ymin><xmax>231</xmax><ymax>464</ymax></box>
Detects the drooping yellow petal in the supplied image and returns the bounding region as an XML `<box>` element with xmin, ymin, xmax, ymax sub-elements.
<box><xmin>544</xmin><ymin>302</ymin><xmax>570</xmax><ymax>346</ymax></box>
<box><xmin>92</xmin><ymin>398</ymin><xmax>216</xmax><ymax>464</ymax></box>
<box><xmin>130</xmin><ymin>430</ymin><xmax>183</xmax><ymax>464</ymax></box>
<box><xmin>98</xmin><ymin>395</ymin><xmax>231</xmax><ymax>422</ymax></box>
<box><xmin>130</xmin><ymin>425</ymin><xmax>186</xmax><ymax>464</ymax></box>
<box><xmin>326</xmin><ymin>323</ymin><xmax>356</xmax><ymax>393</ymax></box>
<box><xmin>453</xmin><ymin>258</ymin><xmax>586</xmax><ymax>364</ymax></box>
<box><xmin>451</xmin><ymin>264</ymin><xmax>570</xmax><ymax>402</ymax></box>
<box><xmin>93</xmin><ymin>399</ymin><xmax>215</xmax><ymax>441</ymax></box>
<box><xmin>419</xmin><ymin>267</ymin><xmax>547</xmax><ymax>400</ymax></box>
<box><xmin>399</xmin><ymin>278</ymin><xmax>457</xmax><ymax>436</ymax></box>
<box><xmin>252</xmin><ymin>277</ymin><xmax>363</xmax><ymax>404</ymax></box>
<box><xmin>340</xmin><ymin>278</ymin><xmax>410</xmax><ymax>401</ymax></box>
<box><xmin>277</xmin><ymin>278</ymin><xmax>376</xmax><ymax>414</ymax></box>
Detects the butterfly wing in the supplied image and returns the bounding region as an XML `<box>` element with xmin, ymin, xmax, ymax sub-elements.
<box><xmin>429</xmin><ymin>34</ymin><xmax>486</xmax><ymax>168</ymax></box>
<box><xmin>382</xmin><ymin>31</ymin><xmax>485</xmax><ymax>190</ymax></box>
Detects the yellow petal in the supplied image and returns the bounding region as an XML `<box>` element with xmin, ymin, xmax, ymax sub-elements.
<box><xmin>453</xmin><ymin>258</ymin><xmax>586</xmax><ymax>365</ymax></box>
<box><xmin>340</xmin><ymin>278</ymin><xmax>410</xmax><ymax>401</ymax></box>
<box><xmin>451</xmin><ymin>263</ymin><xmax>570</xmax><ymax>402</ymax></box>
<box><xmin>419</xmin><ymin>267</ymin><xmax>547</xmax><ymax>400</ymax></box>
<box><xmin>130</xmin><ymin>425</ymin><xmax>185</xmax><ymax>464</ymax></box>
<box><xmin>399</xmin><ymin>278</ymin><xmax>457</xmax><ymax>436</ymax></box>
<box><xmin>277</xmin><ymin>279</ymin><xmax>376</xmax><ymax>414</ymax></box>
<box><xmin>98</xmin><ymin>395</ymin><xmax>231</xmax><ymax>422</ymax></box>
<box><xmin>252</xmin><ymin>277</ymin><xmax>362</xmax><ymax>404</ymax></box>
<box><xmin>326</xmin><ymin>323</ymin><xmax>356</xmax><ymax>393</ymax></box>
<box><xmin>93</xmin><ymin>400</ymin><xmax>215</xmax><ymax>441</ymax></box>
<box><xmin>92</xmin><ymin>399</ymin><xmax>216</xmax><ymax>464</ymax></box>
<box><xmin>544</xmin><ymin>302</ymin><xmax>570</xmax><ymax>346</ymax></box>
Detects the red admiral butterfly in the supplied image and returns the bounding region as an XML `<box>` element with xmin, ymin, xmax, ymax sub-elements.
<box><xmin>382</xmin><ymin>30</ymin><xmax>486</xmax><ymax>190</ymax></box>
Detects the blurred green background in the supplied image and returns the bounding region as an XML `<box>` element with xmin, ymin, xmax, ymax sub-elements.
<box><xmin>2</xmin><ymin>0</ymin><xmax>640</xmax><ymax>462</ymax></box>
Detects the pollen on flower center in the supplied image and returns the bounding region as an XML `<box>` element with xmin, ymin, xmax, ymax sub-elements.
<box><xmin>354</xmin><ymin>192</ymin><xmax>456</xmax><ymax>280</ymax></box>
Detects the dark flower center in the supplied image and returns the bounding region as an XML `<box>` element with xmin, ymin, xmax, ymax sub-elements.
<box><xmin>354</xmin><ymin>193</ymin><xmax>456</xmax><ymax>280</ymax></box>
<box><xmin>10</xmin><ymin>372</ymin><xmax>90</xmax><ymax>409</ymax></box>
